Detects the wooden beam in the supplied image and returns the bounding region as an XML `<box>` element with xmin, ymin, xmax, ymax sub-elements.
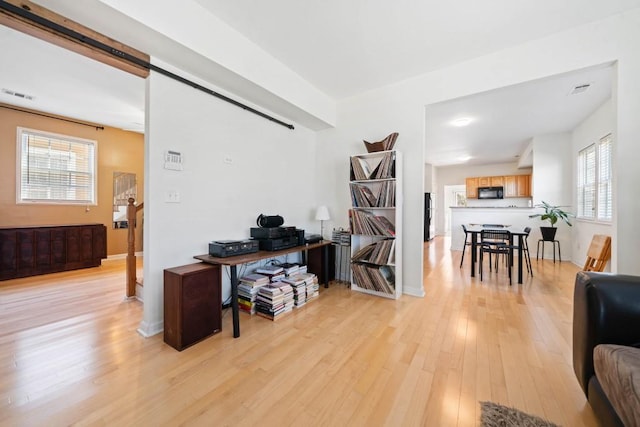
<box><xmin>0</xmin><ymin>0</ymin><xmax>150</xmax><ymax>78</ymax></box>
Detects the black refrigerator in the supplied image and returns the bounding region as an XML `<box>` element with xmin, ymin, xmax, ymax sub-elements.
<box><xmin>424</xmin><ymin>193</ymin><xmax>432</xmax><ymax>241</ymax></box>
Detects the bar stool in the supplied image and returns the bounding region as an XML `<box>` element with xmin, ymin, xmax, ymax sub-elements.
<box><xmin>537</xmin><ymin>238</ymin><xmax>561</xmax><ymax>263</ymax></box>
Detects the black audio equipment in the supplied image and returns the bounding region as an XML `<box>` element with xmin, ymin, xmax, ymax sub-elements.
<box><xmin>257</xmin><ymin>236</ymin><xmax>298</xmax><ymax>251</ymax></box>
<box><xmin>256</xmin><ymin>214</ymin><xmax>284</xmax><ymax>228</ymax></box>
<box><xmin>250</xmin><ymin>226</ymin><xmax>296</xmax><ymax>239</ymax></box>
<box><xmin>209</xmin><ymin>240</ymin><xmax>259</xmax><ymax>257</ymax></box>
<box><xmin>296</xmin><ymin>229</ymin><xmax>305</xmax><ymax>245</ymax></box>
<box><xmin>305</xmin><ymin>234</ymin><xmax>322</xmax><ymax>244</ymax></box>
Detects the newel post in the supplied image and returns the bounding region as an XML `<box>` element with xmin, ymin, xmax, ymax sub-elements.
<box><xmin>126</xmin><ymin>197</ymin><xmax>136</xmax><ymax>297</ymax></box>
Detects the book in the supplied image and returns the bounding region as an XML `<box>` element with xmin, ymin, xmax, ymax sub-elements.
<box><xmin>255</xmin><ymin>265</ymin><xmax>284</xmax><ymax>275</ymax></box>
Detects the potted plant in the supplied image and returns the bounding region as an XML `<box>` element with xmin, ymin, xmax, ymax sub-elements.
<box><xmin>529</xmin><ymin>201</ymin><xmax>573</xmax><ymax>241</ymax></box>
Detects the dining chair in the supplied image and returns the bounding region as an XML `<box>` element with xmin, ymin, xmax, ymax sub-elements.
<box><xmin>482</xmin><ymin>224</ymin><xmax>504</xmax><ymax>228</ymax></box>
<box><xmin>583</xmin><ymin>234</ymin><xmax>612</xmax><ymax>272</ymax></box>
<box><xmin>460</xmin><ymin>224</ymin><xmax>473</xmax><ymax>268</ymax></box>
<box><xmin>479</xmin><ymin>229</ymin><xmax>512</xmax><ymax>283</ymax></box>
<box><xmin>521</xmin><ymin>226</ymin><xmax>533</xmax><ymax>276</ymax></box>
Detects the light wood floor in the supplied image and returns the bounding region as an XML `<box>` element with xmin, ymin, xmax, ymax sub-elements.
<box><xmin>0</xmin><ymin>237</ymin><xmax>598</xmax><ymax>426</ymax></box>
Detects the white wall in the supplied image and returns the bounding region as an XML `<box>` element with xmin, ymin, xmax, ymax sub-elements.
<box><xmin>140</xmin><ymin>63</ymin><xmax>318</xmax><ymax>336</ymax></box>
<box><xmin>529</xmin><ymin>133</ymin><xmax>574</xmax><ymax>260</ymax></box>
<box><xmin>571</xmin><ymin>98</ymin><xmax>615</xmax><ymax>271</ymax></box>
<box><xmin>316</xmin><ymin>8</ymin><xmax>640</xmax><ymax>295</ymax></box>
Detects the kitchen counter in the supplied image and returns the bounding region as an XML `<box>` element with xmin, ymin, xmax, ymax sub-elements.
<box><xmin>450</xmin><ymin>206</ymin><xmax>534</xmax><ymax>209</ymax></box>
<box><xmin>450</xmin><ymin>207</ymin><xmax>539</xmax><ymax>251</ymax></box>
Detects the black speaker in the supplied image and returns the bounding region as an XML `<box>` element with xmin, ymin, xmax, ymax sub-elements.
<box><xmin>256</xmin><ymin>214</ymin><xmax>284</xmax><ymax>228</ymax></box>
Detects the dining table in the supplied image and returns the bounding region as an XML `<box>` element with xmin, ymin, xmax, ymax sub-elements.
<box><xmin>464</xmin><ymin>224</ymin><xmax>528</xmax><ymax>284</ymax></box>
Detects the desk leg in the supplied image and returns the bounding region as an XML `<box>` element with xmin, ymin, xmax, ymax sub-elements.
<box><xmin>323</xmin><ymin>244</ymin><xmax>329</xmax><ymax>288</ymax></box>
<box><xmin>517</xmin><ymin>235</ymin><xmax>523</xmax><ymax>284</ymax></box>
<box><xmin>230</xmin><ymin>265</ymin><xmax>240</xmax><ymax>338</ymax></box>
<box><xmin>470</xmin><ymin>232</ymin><xmax>478</xmax><ymax>277</ymax></box>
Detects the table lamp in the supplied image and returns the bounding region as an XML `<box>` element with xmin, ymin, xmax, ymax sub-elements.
<box><xmin>315</xmin><ymin>205</ymin><xmax>330</xmax><ymax>240</ymax></box>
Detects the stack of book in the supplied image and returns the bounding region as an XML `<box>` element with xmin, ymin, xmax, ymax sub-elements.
<box><xmin>237</xmin><ymin>273</ymin><xmax>270</xmax><ymax>314</ymax></box>
<box><xmin>276</xmin><ymin>262</ymin><xmax>300</xmax><ymax>277</ymax></box>
<box><xmin>255</xmin><ymin>282</ymin><xmax>294</xmax><ymax>320</ymax></box>
<box><xmin>256</xmin><ymin>264</ymin><xmax>285</xmax><ymax>282</ymax></box>
<box><xmin>296</xmin><ymin>272</ymin><xmax>319</xmax><ymax>301</ymax></box>
<box><xmin>282</xmin><ymin>274</ymin><xmax>307</xmax><ymax>307</ymax></box>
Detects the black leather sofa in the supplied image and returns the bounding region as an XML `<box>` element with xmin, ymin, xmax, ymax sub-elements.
<box><xmin>573</xmin><ymin>271</ymin><xmax>640</xmax><ymax>426</ymax></box>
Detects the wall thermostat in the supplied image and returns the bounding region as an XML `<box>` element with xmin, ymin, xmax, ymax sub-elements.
<box><xmin>164</xmin><ymin>150</ymin><xmax>183</xmax><ymax>171</ymax></box>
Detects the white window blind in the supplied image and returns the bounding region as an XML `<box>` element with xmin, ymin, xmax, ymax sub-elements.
<box><xmin>577</xmin><ymin>133</ymin><xmax>613</xmax><ymax>222</ymax></box>
<box><xmin>17</xmin><ymin>128</ymin><xmax>97</xmax><ymax>205</ymax></box>
<box><xmin>597</xmin><ymin>134</ymin><xmax>613</xmax><ymax>221</ymax></box>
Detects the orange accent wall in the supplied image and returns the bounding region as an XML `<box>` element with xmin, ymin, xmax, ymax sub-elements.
<box><xmin>0</xmin><ymin>104</ymin><xmax>144</xmax><ymax>256</ymax></box>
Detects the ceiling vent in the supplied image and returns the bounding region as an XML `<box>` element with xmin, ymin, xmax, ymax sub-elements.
<box><xmin>570</xmin><ymin>83</ymin><xmax>591</xmax><ymax>95</ymax></box>
<box><xmin>1</xmin><ymin>88</ymin><xmax>35</xmax><ymax>100</ymax></box>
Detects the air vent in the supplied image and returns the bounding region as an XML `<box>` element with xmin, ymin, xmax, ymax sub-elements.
<box><xmin>570</xmin><ymin>83</ymin><xmax>591</xmax><ymax>95</ymax></box>
<box><xmin>1</xmin><ymin>88</ymin><xmax>35</xmax><ymax>100</ymax></box>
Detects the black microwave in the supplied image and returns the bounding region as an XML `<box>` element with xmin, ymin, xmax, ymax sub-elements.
<box><xmin>478</xmin><ymin>186</ymin><xmax>504</xmax><ymax>199</ymax></box>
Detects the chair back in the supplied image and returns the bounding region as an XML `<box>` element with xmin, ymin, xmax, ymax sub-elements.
<box><xmin>482</xmin><ymin>224</ymin><xmax>504</xmax><ymax>228</ymax></box>
<box><xmin>462</xmin><ymin>224</ymin><xmax>468</xmax><ymax>232</ymax></box>
<box><xmin>481</xmin><ymin>229</ymin><xmax>510</xmax><ymax>245</ymax></box>
<box><xmin>583</xmin><ymin>235</ymin><xmax>612</xmax><ymax>272</ymax></box>
<box><xmin>523</xmin><ymin>226</ymin><xmax>531</xmax><ymax>235</ymax></box>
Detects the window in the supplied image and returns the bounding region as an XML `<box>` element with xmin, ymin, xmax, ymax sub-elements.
<box><xmin>577</xmin><ymin>133</ymin><xmax>612</xmax><ymax>221</ymax></box>
<box><xmin>17</xmin><ymin>128</ymin><xmax>97</xmax><ymax>205</ymax></box>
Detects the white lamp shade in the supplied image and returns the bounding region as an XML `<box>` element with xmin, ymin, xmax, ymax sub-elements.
<box><xmin>315</xmin><ymin>205</ymin><xmax>330</xmax><ymax>221</ymax></box>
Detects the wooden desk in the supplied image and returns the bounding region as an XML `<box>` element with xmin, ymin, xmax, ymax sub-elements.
<box><xmin>194</xmin><ymin>241</ymin><xmax>332</xmax><ymax>338</ymax></box>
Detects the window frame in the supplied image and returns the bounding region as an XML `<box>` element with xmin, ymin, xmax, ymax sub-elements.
<box><xmin>16</xmin><ymin>127</ymin><xmax>98</xmax><ymax>206</ymax></box>
<box><xmin>576</xmin><ymin>133</ymin><xmax>613</xmax><ymax>222</ymax></box>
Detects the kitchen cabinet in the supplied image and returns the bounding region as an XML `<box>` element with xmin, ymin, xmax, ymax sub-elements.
<box><xmin>466</xmin><ymin>174</ymin><xmax>531</xmax><ymax>199</ymax></box>
<box><xmin>504</xmin><ymin>174</ymin><xmax>531</xmax><ymax>197</ymax></box>
<box><xmin>465</xmin><ymin>177</ymin><xmax>478</xmax><ymax>198</ymax></box>
<box><xmin>490</xmin><ymin>176</ymin><xmax>504</xmax><ymax>187</ymax></box>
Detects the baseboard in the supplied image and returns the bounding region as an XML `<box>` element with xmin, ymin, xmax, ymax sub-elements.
<box><xmin>403</xmin><ymin>287</ymin><xmax>426</xmax><ymax>298</ymax></box>
<box><xmin>137</xmin><ymin>320</ymin><xmax>163</xmax><ymax>337</ymax></box>
<box><xmin>107</xmin><ymin>251</ymin><xmax>144</xmax><ymax>260</ymax></box>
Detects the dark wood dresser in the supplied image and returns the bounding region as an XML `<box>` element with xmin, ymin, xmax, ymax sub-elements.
<box><xmin>0</xmin><ymin>224</ymin><xmax>107</xmax><ymax>281</ymax></box>
<box><xmin>164</xmin><ymin>263</ymin><xmax>222</xmax><ymax>351</ymax></box>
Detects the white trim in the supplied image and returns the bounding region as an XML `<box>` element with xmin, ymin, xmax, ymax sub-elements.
<box><xmin>137</xmin><ymin>320</ymin><xmax>163</xmax><ymax>337</ymax></box>
<box><xmin>107</xmin><ymin>251</ymin><xmax>144</xmax><ymax>260</ymax></box>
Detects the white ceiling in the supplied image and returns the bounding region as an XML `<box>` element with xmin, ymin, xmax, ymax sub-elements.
<box><xmin>0</xmin><ymin>25</ymin><xmax>145</xmax><ymax>133</ymax></box>
<box><xmin>0</xmin><ymin>1</ymin><xmax>636</xmax><ymax>163</ymax></box>
<box><xmin>194</xmin><ymin>0</ymin><xmax>636</xmax><ymax>99</ymax></box>
<box><xmin>425</xmin><ymin>64</ymin><xmax>613</xmax><ymax>166</ymax></box>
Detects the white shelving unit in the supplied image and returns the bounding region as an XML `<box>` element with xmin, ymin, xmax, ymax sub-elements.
<box><xmin>348</xmin><ymin>150</ymin><xmax>402</xmax><ymax>299</ymax></box>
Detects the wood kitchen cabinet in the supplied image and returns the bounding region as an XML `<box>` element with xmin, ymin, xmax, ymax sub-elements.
<box><xmin>465</xmin><ymin>177</ymin><xmax>479</xmax><ymax>198</ymax></box>
<box><xmin>0</xmin><ymin>224</ymin><xmax>107</xmax><ymax>280</ymax></box>
<box><xmin>504</xmin><ymin>174</ymin><xmax>531</xmax><ymax>197</ymax></box>
<box><xmin>490</xmin><ymin>176</ymin><xmax>504</xmax><ymax>187</ymax></box>
<box><xmin>164</xmin><ymin>263</ymin><xmax>222</xmax><ymax>351</ymax></box>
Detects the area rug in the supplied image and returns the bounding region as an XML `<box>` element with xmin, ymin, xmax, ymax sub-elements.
<box><xmin>480</xmin><ymin>401</ymin><xmax>560</xmax><ymax>427</ymax></box>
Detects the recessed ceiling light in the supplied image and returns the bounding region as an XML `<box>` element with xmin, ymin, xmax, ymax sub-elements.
<box><xmin>450</xmin><ymin>117</ymin><xmax>473</xmax><ymax>127</ymax></box>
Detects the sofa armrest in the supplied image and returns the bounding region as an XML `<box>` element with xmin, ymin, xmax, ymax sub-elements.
<box><xmin>573</xmin><ymin>271</ymin><xmax>640</xmax><ymax>396</ymax></box>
